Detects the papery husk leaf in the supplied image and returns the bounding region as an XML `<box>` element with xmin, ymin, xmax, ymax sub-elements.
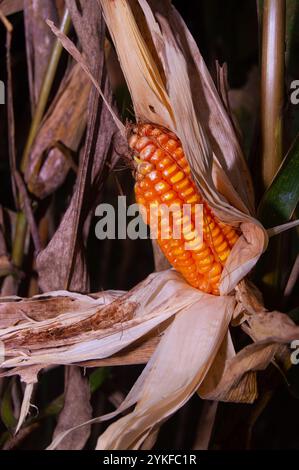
<box><xmin>75</xmin><ymin>334</ymin><xmax>160</xmax><ymax>368</ymax></box>
<box><xmin>198</xmin><ymin>333</ymin><xmax>283</xmax><ymax>403</ymax></box>
<box><xmin>14</xmin><ymin>365</ymin><xmax>41</xmax><ymax>434</ymax></box>
<box><xmin>198</xmin><ymin>281</ymin><xmax>299</xmax><ymax>404</ymax></box>
<box><xmin>243</xmin><ymin>309</ymin><xmax>299</xmax><ymax>343</ymax></box>
<box><xmin>143</xmin><ymin>0</ymin><xmax>255</xmax><ymax>213</ymax></box>
<box><xmin>95</xmin><ymin>293</ymin><xmax>235</xmax><ymax>449</ymax></box>
<box><xmin>2</xmin><ymin>270</ymin><xmax>297</xmax><ymax>445</ymax></box>
<box><xmin>99</xmin><ymin>0</ymin><xmax>174</xmax><ymax>129</ymax></box>
<box><xmin>15</xmin><ymin>383</ymin><xmax>34</xmax><ymax>434</ymax></box>
<box><xmin>110</xmin><ymin>0</ymin><xmax>255</xmax><ymax>215</ymax></box>
<box><xmin>0</xmin><ymin>271</ymin><xmax>204</xmax><ymax>369</ymax></box>
<box><xmin>46</xmin><ymin>288</ymin><xmax>235</xmax><ymax>450</ymax></box>
<box><xmin>219</xmin><ymin>222</ymin><xmax>267</xmax><ymax>295</ymax></box>
<box><xmin>0</xmin><ymin>290</ymin><xmax>119</xmax><ymax>328</ymax></box>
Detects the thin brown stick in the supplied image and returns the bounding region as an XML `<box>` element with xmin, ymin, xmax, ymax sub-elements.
<box><xmin>284</xmin><ymin>254</ymin><xmax>299</xmax><ymax>298</ymax></box>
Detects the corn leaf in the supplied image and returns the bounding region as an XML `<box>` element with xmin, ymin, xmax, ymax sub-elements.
<box><xmin>258</xmin><ymin>134</ymin><xmax>299</xmax><ymax>227</ymax></box>
<box><xmin>89</xmin><ymin>368</ymin><xmax>110</xmax><ymax>394</ymax></box>
<box><xmin>289</xmin><ymin>306</ymin><xmax>299</xmax><ymax>325</ymax></box>
<box><xmin>1</xmin><ymin>381</ymin><xmax>17</xmax><ymax>430</ymax></box>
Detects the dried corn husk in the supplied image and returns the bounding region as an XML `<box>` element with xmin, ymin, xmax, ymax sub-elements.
<box><xmin>99</xmin><ymin>0</ymin><xmax>268</xmax><ymax>295</ymax></box>
<box><xmin>0</xmin><ymin>269</ymin><xmax>298</xmax><ymax>449</ymax></box>
<box><xmin>0</xmin><ymin>271</ymin><xmax>210</xmax><ymax>369</ymax></box>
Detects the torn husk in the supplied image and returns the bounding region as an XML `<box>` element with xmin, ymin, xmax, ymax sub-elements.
<box><xmin>0</xmin><ymin>269</ymin><xmax>298</xmax><ymax>449</ymax></box>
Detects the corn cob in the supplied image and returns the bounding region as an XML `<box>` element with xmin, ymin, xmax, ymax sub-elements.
<box><xmin>129</xmin><ymin>123</ymin><xmax>239</xmax><ymax>295</ymax></box>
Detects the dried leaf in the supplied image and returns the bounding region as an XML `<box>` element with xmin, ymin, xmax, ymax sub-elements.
<box><xmin>0</xmin><ymin>0</ymin><xmax>23</xmax><ymax>16</ymax></box>
<box><xmin>0</xmin><ymin>290</ymin><xmax>115</xmax><ymax>328</ymax></box>
<box><xmin>15</xmin><ymin>383</ymin><xmax>34</xmax><ymax>434</ymax></box>
<box><xmin>66</xmin><ymin>0</ymin><xmax>102</xmax><ymax>67</ymax></box>
<box><xmin>198</xmin><ymin>335</ymin><xmax>284</xmax><ymax>403</ymax></box>
<box><xmin>0</xmin><ymin>269</ymin><xmax>295</xmax><ymax>448</ymax></box>
<box><xmin>0</xmin><ymin>270</ymin><xmax>209</xmax><ymax>368</ymax></box>
<box><xmin>96</xmin><ymin>294</ymin><xmax>235</xmax><ymax>449</ymax></box>
<box><xmin>243</xmin><ymin>309</ymin><xmax>299</xmax><ymax>343</ymax></box>
<box><xmin>52</xmin><ymin>366</ymin><xmax>92</xmax><ymax>450</ymax></box>
<box><xmin>15</xmin><ymin>365</ymin><xmax>41</xmax><ymax>433</ymax></box>
<box><xmin>25</xmin><ymin>63</ymin><xmax>91</xmax><ymax>198</ymax></box>
<box><xmin>24</xmin><ymin>0</ymin><xmax>59</xmax><ymax>111</ymax></box>
<box><xmin>38</xmin><ymin>4</ymin><xmax>124</xmax><ymax>292</ymax></box>
<box><xmin>46</xmin><ymin>18</ymin><xmax>124</xmax><ymax>133</ymax></box>
<box><xmin>99</xmin><ymin>0</ymin><xmax>174</xmax><ymax>128</ymax></box>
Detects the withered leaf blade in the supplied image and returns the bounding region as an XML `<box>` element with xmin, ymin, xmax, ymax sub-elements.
<box><xmin>52</xmin><ymin>366</ymin><xmax>92</xmax><ymax>450</ymax></box>
<box><xmin>144</xmin><ymin>0</ymin><xmax>255</xmax><ymax>213</ymax></box>
<box><xmin>37</xmin><ymin>3</ymin><xmax>122</xmax><ymax>293</ymax></box>
<box><xmin>96</xmin><ymin>293</ymin><xmax>235</xmax><ymax>450</ymax></box>
<box><xmin>66</xmin><ymin>0</ymin><xmax>102</xmax><ymax>64</ymax></box>
<box><xmin>198</xmin><ymin>334</ymin><xmax>285</xmax><ymax>404</ymax></box>
<box><xmin>24</xmin><ymin>0</ymin><xmax>59</xmax><ymax>111</ymax></box>
<box><xmin>25</xmin><ymin>63</ymin><xmax>91</xmax><ymax>199</ymax></box>
<box><xmin>35</xmin><ymin>76</ymin><xmax>117</xmax><ymax>293</ymax></box>
<box><xmin>0</xmin><ymin>0</ymin><xmax>23</xmax><ymax>16</ymax></box>
<box><xmin>37</xmin><ymin>2</ymin><xmax>124</xmax><ymax>292</ymax></box>
<box><xmin>0</xmin><ymin>271</ymin><xmax>201</xmax><ymax>367</ymax></box>
<box><xmin>0</xmin><ymin>290</ymin><xmax>109</xmax><ymax>328</ymax></box>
